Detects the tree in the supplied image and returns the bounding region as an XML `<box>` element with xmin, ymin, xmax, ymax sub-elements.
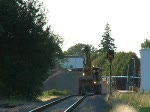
<box><xmin>92</xmin><ymin>51</ymin><xmax>140</xmax><ymax>77</ymax></box>
<box><xmin>102</xmin><ymin>52</ymin><xmax>140</xmax><ymax>76</ymax></box>
<box><xmin>65</xmin><ymin>43</ymin><xmax>96</xmax><ymax>56</ymax></box>
<box><xmin>99</xmin><ymin>23</ymin><xmax>117</xmax><ymax>53</ymax></box>
<box><xmin>0</xmin><ymin>0</ymin><xmax>63</xmax><ymax>99</ymax></box>
<box><xmin>141</xmin><ymin>39</ymin><xmax>150</xmax><ymax>49</ymax></box>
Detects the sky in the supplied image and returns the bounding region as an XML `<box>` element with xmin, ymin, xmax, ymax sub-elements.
<box><xmin>41</xmin><ymin>0</ymin><xmax>150</xmax><ymax>57</ymax></box>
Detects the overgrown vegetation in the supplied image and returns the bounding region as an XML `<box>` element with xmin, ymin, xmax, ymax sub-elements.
<box><xmin>108</xmin><ymin>92</ymin><xmax>150</xmax><ymax>112</ymax></box>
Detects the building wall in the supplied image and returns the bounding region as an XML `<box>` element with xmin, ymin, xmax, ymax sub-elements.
<box><xmin>140</xmin><ymin>49</ymin><xmax>150</xmax><ymax>92</ymax></box>
<box><xmin>63</xmin><ymin>56</ymin><xmax>84</xmax><ymax>69</ymax></box>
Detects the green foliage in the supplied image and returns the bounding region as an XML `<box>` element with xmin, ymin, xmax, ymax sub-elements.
<box><xmin>65</xmin><ymin>43</ymin><xmax>96</xmax><ymax>56</ymax></box>
<box><xmin>92</xmin><ymin>52</ymin><xmax>107</xmax><ymax>67</ymax></box>
<box><xmin>41</xmin><ymin>89</ymin><xmax>69</xmax><ymax>97</ymax></box>
<box><xmin>141</xmin><ymin>39</ymin><xmax>150</xmax><ymax>49</ymax></box>
<box><xmin>92</xmin><ymin>52</ymin><xmax>140</xmax><ymax>76</ymax></box>
<box><xmin>99</xmin><ymin>23</ymin><xmax>117</xmax><ymax>53</ymax></box>
<box><xmin>0</xmin><ymin>0</ymin><xmax>63</xmax><ymax>99</ymax></box>
<box><xmin>65</xmin><ymin>43</ymin><xmax>85</xmax><ymax>56</ymax></box>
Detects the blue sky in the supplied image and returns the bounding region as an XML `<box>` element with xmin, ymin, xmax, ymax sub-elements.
<box><xmin>41</xmin><ymin>0</ymin><xmax>150</xmax><ymax>57</ymax></box>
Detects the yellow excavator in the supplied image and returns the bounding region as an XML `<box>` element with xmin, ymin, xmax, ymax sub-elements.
<box><xmin>79</xmin><ymin>46</ymin><xmax>102</xmax><ymax>95</ymax></box>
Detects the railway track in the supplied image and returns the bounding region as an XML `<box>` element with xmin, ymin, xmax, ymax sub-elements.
<box><xmin>64</xmin><ymin>95</ymin><xmax>87</xmax><ymax>112</ymax></box>
<box><xmin>29</xmin><ymin>94</ymin><xmax>92</xmax><ymax>112</ymax></box>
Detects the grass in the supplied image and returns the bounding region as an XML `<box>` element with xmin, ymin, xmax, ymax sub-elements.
<box><xmin>107</xmin><ymin>92</ymin><xmax>150</xmax><ymax>112</ymax></box>
<box><xmin>39</xmin><ymin>89</ymin><xmax>69</xmax><ymax>97</ymax></box>
<box><xmin>38</xmin><ymin>89</ymin><xmax>69</xmax><ymax>101</ymax></box>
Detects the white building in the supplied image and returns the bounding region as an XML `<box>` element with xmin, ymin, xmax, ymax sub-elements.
<box><xmin>140</xmin><ymin>49</ymin><xmax>150</xmax><ymax>92</ymax></box>
<box><xmin>63</xmin><ymin>56</ymin><xmax>84</xmax><ymax>70</ymax></box>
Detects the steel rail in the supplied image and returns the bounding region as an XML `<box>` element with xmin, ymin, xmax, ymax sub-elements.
<box><xmin>29</xmin><ymin>95</ymin><xmax>76</xmax><ymax>112</ymax></box>
<box><xmin>64</xmin><ymin>95</ymin><xmax>88</xmax><ymax>112</ymax></box>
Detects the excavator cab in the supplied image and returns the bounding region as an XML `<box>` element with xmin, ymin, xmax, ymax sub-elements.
<box><xmin>93</xmin><ymin>67</ymin><xmax>102</xmax><ymax>94</ymax></box>
<box><xmin>93</xmin><ymin>67</ymin><xmax>100</xmax><ymax>82</ymax></box>
<box><xmin>93</xmin><ymin>67</ymin><xmax>101</xmax><ymax>82</ymax></box>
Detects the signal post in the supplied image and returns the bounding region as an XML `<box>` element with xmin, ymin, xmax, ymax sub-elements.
<box><xmin>107</xmin><ymin>50</ymin><xmax>114</xmax><ymax>95</ymax></box>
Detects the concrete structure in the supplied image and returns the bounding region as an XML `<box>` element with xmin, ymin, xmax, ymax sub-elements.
<box><xmin>63</xmin><ymin>56</ymin><xmax>84</xmax><ymax>69</ymax></box>
<box><xmin>140</xmin><ymin>49</ymin><xmax>150</xmax><ymax>92</ymax></box>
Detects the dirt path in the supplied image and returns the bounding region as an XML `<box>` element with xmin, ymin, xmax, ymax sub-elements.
<box><xmin>43</xmin><ymin>70</ymin><xmax>81</xmax><ymax>94</ymax></box>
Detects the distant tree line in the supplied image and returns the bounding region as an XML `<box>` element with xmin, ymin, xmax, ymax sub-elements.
<box><xmin>64</xmin><ymin>43</ymin><xmax>97</xmax><ymax>56</ymax></box>
<box><xmin>0</xmin><ymin>0</ymin><xmax>63</xmax><ymax>99</ymax></box>
<box><xmin>65</xmin><ymin>23</ymin><xmax>141</xmax><ymax>77</ymax></box>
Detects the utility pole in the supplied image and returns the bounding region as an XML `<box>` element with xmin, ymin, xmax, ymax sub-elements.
<box><xmin>132</xmin><ymin>58</ymin><xmax>135</xmax><ymax>86</ymax></box>
<box><xmin>126</xmin><ymin>64</ymin><xmax>129</xmax><ymax>90</ymax></box>
<box><xmin>107</xmin><ymin>50</ymin><xmax>114</xmax><ymax>95</ymax></box>
<box><xmin>109</xmin><ymin>60</ymin><xmax>112</xmax><ymax>94</ymax></box>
